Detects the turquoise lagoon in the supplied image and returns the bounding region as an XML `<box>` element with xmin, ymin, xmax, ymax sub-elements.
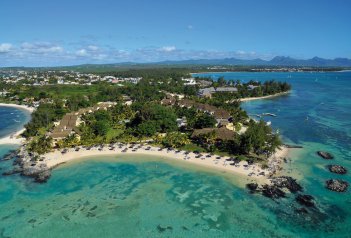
<box><xmin>1</xmin><ymin>71</ymin><xmax>351</xmax><ymax>237</ymax></box>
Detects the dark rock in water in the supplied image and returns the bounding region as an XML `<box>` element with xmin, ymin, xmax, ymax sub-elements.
<box><xmin>21</xmin><ymin>163</ymin><xmax>51</xmax><ymax>183</ymax></box>
<box><xmin>2</xmin><ymin>166</ymin><xmax>22</xmax><ymax>176</ymax></box>
<box><xmin>326</xmin><ymin>179</ymin><xmax>348</xmax><ymax>192</ymax></box>
<box><xmin>317</xmin><ymin>151</ymin><xmax>334</xmax><ymax>160</ymax></box>
<box><xmin>86</xmin><ymin>212</ymin><xmax>96</xmax><ymax>217</ymax></box>
<box><xmin>296</xmin><ymin>194</ymin><xmax>315</xmax><ymax>207</ymax></box>
<box><xmin>328</xmin><ymin>165</ymin><xmax>347</xmax><ymax>174</ymax></box>
<box><xmin>28</xmin><ymin>218</ymin><xmax>36</xmax><ymax>224</ymax></box>
<box><xmin>246</xmin><ymin>183</ymin><xmax>258</xmax><ymax>192</ymax></box>
<box><xmin>270</xmin><ymin>176</ymin><xmax>302</xmax><ymax>193</ymax></box>
<box><xmin>90</xmin><ymin>205</ymin><xmax>98</xmax><ymax>211</ymax></box>
<box><xmin>261</xmin><ymin>185</ymin><xmax>286</xmax><ymax>199</ymax></box>
<box><xmin>157</xmin><ymin>225</ymin><xmax>173</xmax><ymax>233</ymax></box>
<box><xmin>34</xmin><ymin>170</ymin><xmax>51</xmax><ymax>183</ymax></box>
<box><xmin>284</xmin><ymin>144</ymin><xmax>303</xmax><ymax>149</ymax></box>
<box><xmin>295</xmin><ymin>207</ymin><xmax>309</xmax><ymax>214</ymax></box>
<box><xmin>1</xmin><ymin>150</ymin><xmax>18</xmax><ymax>161</ymax></box>
<box><xmin>13</xmin><ymin>157</ymin><xmax>23</xmax><ymax>166</ymax></box>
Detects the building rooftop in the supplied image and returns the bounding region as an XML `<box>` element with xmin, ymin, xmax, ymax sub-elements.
<box><xmin>191</xmin><ymin>127</ymin><xmax>235</xmax><ymax>141</ymax></box>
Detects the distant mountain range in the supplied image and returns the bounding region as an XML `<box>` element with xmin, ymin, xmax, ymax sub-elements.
<box><xmin>155</xmin><ymin>56</ymin><xmax>351</xmax><ymax>67</ymax></box>
<box><xmin>2</xmin><ymin>56</ymin><xmax>351</xmax><ymax>69</ymax></box>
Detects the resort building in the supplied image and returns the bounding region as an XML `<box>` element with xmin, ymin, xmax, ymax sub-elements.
<box><xmin>178</xmin><ymin>99</ymin><xmax>231</xmax><ymax>122</ymax></box>
<box><xmin>182</xmin><ymin>77</ymin><xmax>197</xmax><ymax>85</ymax></box>
<box><xmin>191</xmin><ymin>127</ymin><xmax>235</xmax><ymax>141</ymax></box>
<box><xmin>198</xmin><ymin>87</ymin><xmax>238</xmax><ymax>98</ymax></box>
<box><xmin>49</xmin><ymin>102</ymin><xmax>116</xmax><ymax>146</ymax></box>
<box><xmin>248</xmin><ymin>84</ymin><xmax>259</xmax><ymax>90</ymax></box>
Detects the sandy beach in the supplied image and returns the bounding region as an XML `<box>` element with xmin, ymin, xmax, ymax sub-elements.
<box><xmin>240</xmin><ymin>91</ymin><xmax>290</xmax><ymax>102</ymax></box>
<box><xmin>0</xmin><ymin>103</ymin><xmax>35</xmax><ymax>113</ymax></box>
<box><xmin>37</xmin><ymin>144</ymin><xmax>289</xmax><ymax>183</ymax></box>
<box><xmin>0</xmin><ymin>128</ymin><xmax>27</xmax><ymax>145</ymax></box>
<box><xmin>0</xmin><ymin>103</ymin><xmax>34</xmax><ymax>145</ymax></box>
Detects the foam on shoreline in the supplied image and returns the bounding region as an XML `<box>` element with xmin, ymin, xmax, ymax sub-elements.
<box><xmin>0</xmin><ymin>103</ymin><xmax>34</xmax><ymax>145</ymax></box>
<box><xmin>0</xmin><ymin>103</ymin><xmax>35</xmax><ymax>113</ymax></box>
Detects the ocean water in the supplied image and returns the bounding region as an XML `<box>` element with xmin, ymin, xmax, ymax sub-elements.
<box><xmin>0</xmin><ymin>106</ymin><xmax>31</xmax><ymax>139</ymax></box>
<box><xmin>1</xmin><ymin>72</ymin><xmax>351</xmax><ymax>238</ymax></box>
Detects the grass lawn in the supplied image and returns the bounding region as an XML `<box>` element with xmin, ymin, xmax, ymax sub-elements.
<box><xmin>106</xmin><ymin>128</ymin><xmax>124</xmax><ymax>142</ymax></box>
<box><xmin>179</xmin><ymin>143</ymin><xmax>206</xmax><ymax>153</ymax></box>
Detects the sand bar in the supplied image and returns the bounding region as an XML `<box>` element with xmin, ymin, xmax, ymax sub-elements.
<box><xmin>240</xmin><ymin>91</ymin><xmax>290</xmax><ymax>102</ymax></box>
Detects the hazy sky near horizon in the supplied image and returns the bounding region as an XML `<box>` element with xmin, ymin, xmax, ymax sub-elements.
<box><xmin>1</xmin><ymin>0</ymin><xmax>351</xmax><ymax>66</ymax></box>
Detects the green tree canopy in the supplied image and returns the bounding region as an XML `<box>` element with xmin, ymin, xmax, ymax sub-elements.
<box><xmin>194</xmin><ymin>113</ymin><xmax>217</xmax><ymax>129</ymax></box>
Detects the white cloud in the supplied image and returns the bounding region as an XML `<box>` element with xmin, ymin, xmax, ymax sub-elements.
<box><xmin>0</xmin><ymin>43</ymin><xmax>12</xmax><ymax>53</ymax></box>
<box><xmin>236</xmin><ymin>50</ymin><xmax>246</xmax><ymax>55</ymax></box>
<box><xmin>92</xmin><ymin>54</ymin><xmax>107</xmax><ymax>60</ymax></box>
<box><xmin>21</xmin><ymin>42</ymin><xmax>63</xmax><ymax>53</ymax></box>
<box><xmin>0</xmin><ymin>41</ymin><xmax>274</xmax><ymax>66</ymax></box>
<box><xmin>87</xmin><ymin>45</ymin><xmax>99</xmax><ymax>51</ymax></box>
<box><xmin>76</xmin><ymin>49</ymin><xmax>88</xmax><ymax>56</ymax></box>
<box><xmin>159</xmin><ymin>46</ymin><xmax>176</xmax><ymax>52</ymax></box>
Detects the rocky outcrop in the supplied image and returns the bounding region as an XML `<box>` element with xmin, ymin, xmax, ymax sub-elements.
<box><xmin>1</xmin><ymin>146</ymin><xmax>51</xmax><ymax>183</ymax></box>
<box><xmin>34</xmin><ymin>170</ymin><xmax>51</xmax><ymax>183</ymax></box>
<box><xmin>328</xmin><ymin>165</ymin><xmax>347</xmax><ymax>174</ymax></box>
<box><xmin>317</xmin><ymin>151</ymin><xmax>334</xmax><ymax>160</ymax></box>
<box><xmin>21</xmin><ymin>163</ymin><xmax>51</xmax><ymax>183</ymax></box>
<box><xmin>261</xmin><ymin>184</ymin><xmax>286</xmax><ymax>199</ymax></box>
<box><xmin>296</xmin><ymin>194</ymin><xmax>315</xmax><ymax>207</ymax></box>
<box><xmin>246</xmin><ymin>176</ymin><xmax>303</xmax><ymax>200</ymax></box>
<box><xmin>246</xmin><ymin>183</ymin><xmax>258</xmax><ymax>192</ymax></box>
<box><xmin>270</xmin><ymin>176</ymin><xmax>303</xmax><ymax>193</ymax></box>
<box><xmin>326</xmin><ymin>179</ymin><xmax>348</xmax><ymax>192</ymax></box>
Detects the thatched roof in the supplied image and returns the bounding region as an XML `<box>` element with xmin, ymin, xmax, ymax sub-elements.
<box><xmin>191</xmin><ymin>127</ymin><xmax>235</xmax><ymax>141</ymax></box>
<box><xmin>178</xmin><ymin>99</ymin><xmax>230</xmax><ymax>119</ymax></box>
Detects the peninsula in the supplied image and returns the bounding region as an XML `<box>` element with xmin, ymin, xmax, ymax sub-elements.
<box><xmin>1</xmin><ymin>68</ymin><xmax>291</xmax><ymax>183</ymax></box>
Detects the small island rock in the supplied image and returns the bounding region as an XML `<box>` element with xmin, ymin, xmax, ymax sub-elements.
<box><xmin>270</xmin><ymin>176</ymin><xmax>302</xmax><ymax>193</ymax></box>
<box><xmin>317</xmin><ymin>151</ymin><xmax>334</xmax><ymax>160</ymax></box>
<box><xmin>296</xmin><ymin>194</ymin><xmax>315</xmax><ymax>207</ymax></box>
<box><xmin>326</xmin><ymin>179</ymin><xmax>348</xmax><ymax>192</ymax></box>
<box><xmin>328</xmin><ymin>165</ymin><xmax>347</xmax><ymax>174</ymax></box>
<box><xmin>261</xmin><ymin>185</ymin><xmax>286</xmax><ymax>199</ymax></box>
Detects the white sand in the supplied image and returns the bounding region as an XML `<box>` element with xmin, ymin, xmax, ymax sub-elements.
<box><xmin>0</xmin><ymin>128</ymin><xmax>26</xmax><ymax>145</ymax></box>
<box><xmin>0</xmin><ymin>103</ymin><xmax>34</xmax><ymax>145</ymax></box>
<box><xmin>38</xmin><ymin>145</ymin><xmax>289</xmax><ymax>182</ymax></box>
<box><xmin>240</xmin><ymin>91</ymin><xmax>290</xmax><ymax>102</ymax></box>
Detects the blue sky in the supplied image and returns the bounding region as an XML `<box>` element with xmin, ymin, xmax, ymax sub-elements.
<box><xmin>1</xmin><ymin>0</ymin><xmax>350</xmax><ymax>66</ymax></box>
